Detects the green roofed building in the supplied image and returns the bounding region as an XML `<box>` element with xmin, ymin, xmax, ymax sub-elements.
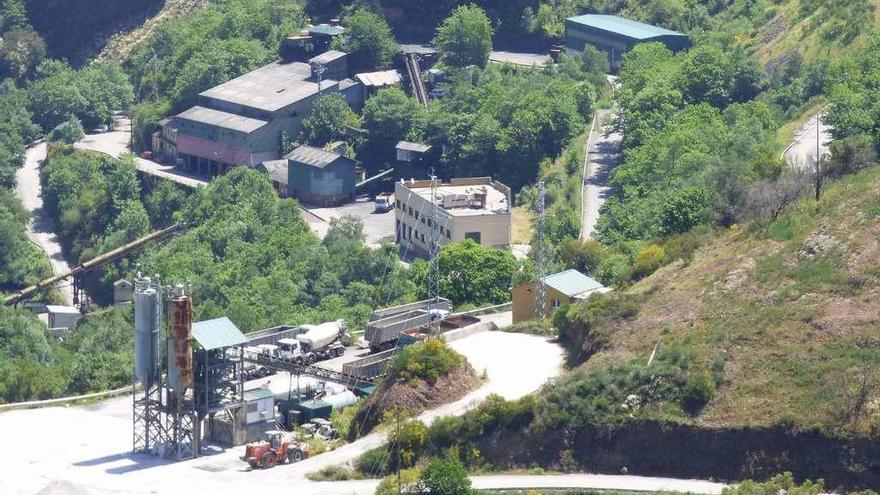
<box><xmin>565</xmin><ymin>14</ymin><xmax>690</xmax><ymax>70</ymax></box>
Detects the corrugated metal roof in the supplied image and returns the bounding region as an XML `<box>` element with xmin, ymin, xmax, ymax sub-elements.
<box><xmin>355</xmin><ymin>69</ymin><xmax>401</xmax><ymax>87</ymax></box>
<box><xmin>287</xmin><ymin>145</ymin><xmax>353</xmax><ymax>169</ymax></box>
<box><xmin>309</xmin><ymin>50</ymin><xmax>346</xmax><ymax>65</ymax></box>
<box><xmin>396</xmin><ymin>141</ymin><xmax>432</xmax><ymax>153</ymax></box>
<box><xmin>192</xmin><ymin>317</ymin><xmax>248</xmax><ymax>350</ymax></box>
<box><xmin>199</xmin><ymin>62</ymin><xmax>338</xmax><ymax>113</ymax></box>
<box><xmin>260</xmin><ymin>159</ymin><xmax>289</xmax><ymax>185</ymax></box>
<box><xmin>542</xmin><ymin>269</ymin><xmax>605</xmax><ymax>298</ymax></box>
<box><xmin>176</xmin><ymin>106</ymin><xmax>268</xmax><ymax>134</ymax></box>
<box><xmin>566</xmin><ymin>14</ymin><xmax>686</xmax><ymax>40</ymax></box>
<box><xmin>309</xmin><ymin>24</ymin><xmax>345</xmax><ymax>36</ymax></box>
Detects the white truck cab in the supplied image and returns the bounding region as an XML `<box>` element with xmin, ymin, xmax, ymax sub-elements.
<box><xmin>277</xmin><ymin>338</ymin><xmax>306</xmax><ymax>364</ymax></box>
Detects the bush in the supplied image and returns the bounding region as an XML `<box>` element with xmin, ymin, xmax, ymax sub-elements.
<box><xmin>358</xmin><ymin>446</ymin><xmax>391</xmax><ymax>476</ymax></box>
<box><xmin>681</xmin><ymin>372</ymin><xmax>716</xmax><ymax>416</ymax></box>
<box><xmin>375</xmin><ymin>467</ymin><xmax>422</xmax><ymax>495</ymax></box>
<box><xmin>392</xmin><ymin>337</ymin><xmax>465</xmax><ymax>384</ymax></box>
<box><xmin>595</xmin><ymin>254</ymin><xmax>632</xmax><ymax>287</ymax></box>
<box><xmin>630</xmin><ymin>244</ymin><xmax>666</xmax><ymax>280</ymax></box>
<box><xmin>419</xmin><ymin>458</ymin><xmax>473</xmax><ymax>495</ymax></box>
<box><xmin>554</xmin><ymin>293</ymin><xmax>639</xmax><ymax>366</ymax></box>
<box><xmin>722</xmin><ymin>472</ymin><xmax>824</xmax><ymax>495</ymax></box>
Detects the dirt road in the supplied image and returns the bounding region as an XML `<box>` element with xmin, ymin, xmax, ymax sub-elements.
<box><xmin>13</xmin><ymin>142</ymin><xmax>74</xmax><ymax>305</ymax></box>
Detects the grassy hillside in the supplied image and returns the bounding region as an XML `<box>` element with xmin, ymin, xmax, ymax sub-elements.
<box><xmin>570</xmin><ymin>164</ymin><xmax>880</xmax><ymax>435</ymax></box>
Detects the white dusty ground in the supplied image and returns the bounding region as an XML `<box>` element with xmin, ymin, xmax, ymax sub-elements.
<box><xmin>0</xmin><ymin>330</ymin><xmax>562</xmax><ymax>495</ymax></box>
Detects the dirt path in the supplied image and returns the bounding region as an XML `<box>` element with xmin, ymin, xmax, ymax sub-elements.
<box><xmin>783</xmin><ymin>113</ymin><xmax>832</xmax><ymax>170</ymax></box>
<box><xmin>14</xmin><ymin>142</ymin><xmax>74</xmax><ymax>305</ymax></box>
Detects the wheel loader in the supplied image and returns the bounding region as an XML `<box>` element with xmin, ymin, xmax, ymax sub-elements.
<box><xmin>241</xmin><ymin>430</ymin><xmax>310</xmax><ymax>469</ymax></box>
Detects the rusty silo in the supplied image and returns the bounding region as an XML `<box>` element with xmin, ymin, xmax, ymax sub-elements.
<box><xmin>167</xmin><ymin>284</ymin><xmax>193</xmax><ymax>398</ymax></box>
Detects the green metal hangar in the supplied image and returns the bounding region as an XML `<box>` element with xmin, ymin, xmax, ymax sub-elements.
<box><xmin>565</xmin><ymin>14</ymin><xmax>690</xmax><ymax>70</ymax></box>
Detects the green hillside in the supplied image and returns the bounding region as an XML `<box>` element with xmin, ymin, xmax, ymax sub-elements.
<box><xmin>556</xmin><ymin>164</ymin><xmax>880</xmax><ymax>435</ymax></box>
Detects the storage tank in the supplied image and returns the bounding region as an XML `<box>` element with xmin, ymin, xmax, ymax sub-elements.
<box><xmin>296</xmin><ymin>320</ymin><xmax>345</xmax><ymax>351</ymax></box>
<box><xmin>133</xmin><ymin>276</ymin><xmax>162</xmax><ymax>389</ymax></box>
<box><xmin>323</xmin><ymin>390</ymin><xmax>357</xmax><ymax>410</ymax></box>
<box><xmin>167</xmin><ymin>284</ymin><xmax>193</xmax><ymax>398</ymax></box>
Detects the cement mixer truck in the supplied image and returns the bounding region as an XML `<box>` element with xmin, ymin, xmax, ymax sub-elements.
<box><xmin>294</xmin><ymin>320</ymin><xmax>347</xmax><ymax>364</ymax></box>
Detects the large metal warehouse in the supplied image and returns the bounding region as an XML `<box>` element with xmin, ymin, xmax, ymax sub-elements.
<box><xmin>565</xmin><ymin>14</ymin><xmax>690</xmax><ymax>70</ymax></box>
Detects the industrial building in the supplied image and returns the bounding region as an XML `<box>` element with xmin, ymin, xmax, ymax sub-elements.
<box><xmin>512</xmin><ymin>269</ymin><xmax>611</xmax><ymax>323</ymax></box>
<box><xmin>260</xmin><ymin>145</ymin><xmax>358</xmax><ymax>206</ymax></box>
<box><xmin>565</xmin><ymin>14</ymin><xmax>690</xmax><ymax>70</ymax></box>
<box><xmin>158</xmin><ymin>52</ymin><xmax>363</xmax><ymax>176</ymax></box>
<box><xmin>394</xmin><ymin>177</ymin><xmax>512</xmax><ymax>257</ymax></box>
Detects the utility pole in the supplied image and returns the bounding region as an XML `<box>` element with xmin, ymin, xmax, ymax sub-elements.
<box><xmin>535</xmin><ymin>181</ymin><xmax>546</xmax><ymax>320</ymax></box>
<box><xmin>428</xmin><ymin>173</ymin><xmax>441</xmax><ymax>334</ymax></box>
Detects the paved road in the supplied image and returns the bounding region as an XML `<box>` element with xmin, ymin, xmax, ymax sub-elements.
<box><xmin>14</xmin><ymin>142</ymin><xmax>74</xmax><ymax>305</ymax></box>
<box><xmin>784</xmin><ymin>113</ymin><xmax>832</xmax><ymax>170</ymax></box>
<box><xmin>581</xmin><ymin>108</ymin><xmax>621</xmax><ymax>240</ymax></box>
<box><xmin>0</xmin><ymin>330</ymin><xmax>562</xmax><ymax>495</ymax></box>
<box><xmin>489</xmin><ymin>51</ymin><xmax>552</xmax><ymax>66</ymax></box>
<box><xmin>312</xmin><ymin>473</ymin><xmax>728</xmax><ymax>495</ymax></box>
<box><xmin>308</xmin><ymin>197</ymin><xmax>396</xmax><ymax>247</ymax></box>
<box><xmin>75</xmin><ymin>117</ymin><xmax>207</xmax><ymax>189</ymax></box>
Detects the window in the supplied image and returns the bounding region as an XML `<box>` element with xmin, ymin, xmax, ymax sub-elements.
<box><xmin>439</xmin><ymin>226</ymin><xmax>444</xmax><ymax>234</ymax></box>
<box><xmin>552</xmin><ymin>299</ymin><xmax>561</xmax><ymax>309</ymax></box>
<box><xmin>408</xmin><ymin>226</ymin><xmax>412</xmax><ymax>239</ymax></box>
<box><xmin>247</xmin><ymin>402</ymin><xmax>258</xmax><ymax>413</ymax></box>
<box><xmin>408</xmin><ymin>206</ymin><xmax>413</xmax><ymax>216</ymax></box>
<box><xmin>420</xmin><ymin>217</ymin><xmax>425</xmax><ymax>224</ymax></box>
<box><xmin>464</xmin><ymin>232</ymin><xmax>482</xmax><ymax>244</ymax></box>
<box><xmin>427</xmin><ymin>219</ymin><xmax>432</xmax><ymax>228</ymax></box>
<box><xmin>396</xmin><ymin>200</ymin><xmax>401</xmax><ymax>208</ymax></box>
<box><xmin>415</xmin><ymin>211</ymin><xmax>420</xmax><ymax>220</ymax></box>
<box><xmin>446</xmin><ymin>231</ymin><xmax>451</xmax><ymax>239</ymax></box>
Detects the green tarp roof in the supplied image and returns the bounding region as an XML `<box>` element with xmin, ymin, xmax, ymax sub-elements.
<box><xmin>542</xmin><ymin>269</ymin><xmax>605</xmax><ymax>298</ymax></box>
<box><xmin>566</xmin><ymin>14</ymin><xmax>686</xmax><ymax>40</ymax></box>
<box><xmin>192</xmin><ymin>317</ymin><xmax>248</xmax><ymax>350</ymax></box>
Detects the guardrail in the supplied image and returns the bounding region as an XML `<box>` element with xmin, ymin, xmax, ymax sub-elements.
<box><xmin>450</xmin><ymin>302</ymin><xmax>511</xmax><ymax>318</ymax></box>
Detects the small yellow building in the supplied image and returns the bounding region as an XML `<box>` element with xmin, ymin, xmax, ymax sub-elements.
<box><xmin>512</xmin><ymin>269</ymin><xmax>610</xmax><ymax>323</ymax></box>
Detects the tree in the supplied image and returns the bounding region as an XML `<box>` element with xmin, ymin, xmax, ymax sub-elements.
<box><xmin>433</xmin><ymin>4</ymin><xmax>494</xmax><ymax>68</ymax></box>
<box><xmin>579</xmin><ymin>45</ymin><xmax>610</xmax><ymax>87</ymax></box>
<box><xmin>741</xmin><ymin>171</ymin><xmax>809</xmax><ymax>224</ymax></box>
<box><xmin>343</xmin><ymin>9</ymin><xmax>398</xmax><ymax>73</ymax></box>
<box><xmin>434</xmin><ymin>239</ymin><xmax>517</xmax><ymax>306</ymax></box>
<box><xmin>558</xmin><ymin>238</ymin><xmax>605</xmax><ymax>275</ymax></box>
<box><xmin>0</xmin><ymin>27</ymin><xmax>46</xmax><ymax>80</ymax></box>
<box><xmin>676</xmin><ymin>44</ymin><xmax>731</xmax><ymax>108</ymax></box>
<box><xmin>361</xmin><ymin>87</ymin><xmax>424</xmax><ymax>167</ymax></box>
<box><xmin>47</xmin><ymin>115</ymin><xmax>84</xmax><ymax>144</ymax></box>
<box><xmin>419</xmin><ymin>458</ymin><xmax>472</xmax><ymax>495</ymax></box>
<box><xmin>299</xmin><ymin>93</ymin><xmax>359</xmax><ymax>148</ymax></box>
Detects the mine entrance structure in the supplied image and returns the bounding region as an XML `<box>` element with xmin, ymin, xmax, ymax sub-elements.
<box><xmin>133</xmin><ymin>281</ymin><xmax>248</xmax><ymax>460</ymax></box>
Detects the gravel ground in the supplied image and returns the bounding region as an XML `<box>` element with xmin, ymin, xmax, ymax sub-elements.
<box><xmin>0</xmin><ymin>330</ymin><xmax>561</xmax><ymax>495</ymax></box>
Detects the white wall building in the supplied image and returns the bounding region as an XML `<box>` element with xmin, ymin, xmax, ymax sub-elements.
<box><xmin>394</xmin><ymin>177</ymin><xmax>512</xmax><ymax>257</ymax></box>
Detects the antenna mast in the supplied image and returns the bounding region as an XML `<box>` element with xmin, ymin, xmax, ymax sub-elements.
<box><xmin>535</xmin><ymin>180</ymin><xmax>546</xmax><ymax>320</ymax></box>
<box><xmin>428</xmin><ymin>174</ymin><xmax>441</xmax><ymax>334</ymax></box>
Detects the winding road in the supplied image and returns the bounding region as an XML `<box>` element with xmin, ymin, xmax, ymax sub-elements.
<box><xmin>14</xmin><ymin>142</ymin><xmax>74</xmax><ymax>305</ymax></box>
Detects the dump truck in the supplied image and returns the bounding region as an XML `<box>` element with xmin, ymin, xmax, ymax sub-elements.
<box><xmin>296</xmin><ymin>320</ymin><xmax>347</xmax><ymax>364</ymax></box>
<box><xmin>365</xmin><ymin>300</ymin><xmax>451</xmax><ymax>352</ymax></box>
<box><xmin>241</xmin><ymin>430</ymin><xmax>310</xmax><ymax>469</ymax></box>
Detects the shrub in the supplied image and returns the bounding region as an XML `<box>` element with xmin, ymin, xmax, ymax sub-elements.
<box><xmin>358</xmin><ymin>446</ymin><xmax>390</xmax><ymax>476</ymax></box>
<box><xmin>554</xmin><ymin>293</ymin><xmax>640</xmax><ymax>366</ymax></box>
<box><xmin>630</xmin><ymin>244</ymin><xmax>666</xmax><ymax>280</ymax></box>
<box><xmin>392</xmin><ymin>337</ymin><xmax>465</xmax><ymax>383</ymax></box>
<box><xmin>681</xmin><ymin>371</ymin><xmax>716</xmax><ymax>416</ymax></box>
<box><xmin>596</xmin><ymin>254</ymin><xmax>632</xmax><ymax>286</ymax></box>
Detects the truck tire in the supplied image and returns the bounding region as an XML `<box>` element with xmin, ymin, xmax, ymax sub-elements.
<box><xmin>261</xmin><ymin>452</ymin><xmax>277</xmax><ymax>469</ymax></box>
<box><xmin>306</xmin><ymin>354</ymin><xmax>316</xmax><ymax>365</ymax></box>
<box><xmin>295</xmin><ymin>356</ymin><xmax>304</xmax><ymax>365</ymax></box>
<box><xmin>335</xmin><ymin>347</ymin><xmax>345</xmax><ymax>358</ymax></box>
<box><xmin>287</xmin><ymin>449</ymin><xmax>303</xmax><ymax>463</ymax></box>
